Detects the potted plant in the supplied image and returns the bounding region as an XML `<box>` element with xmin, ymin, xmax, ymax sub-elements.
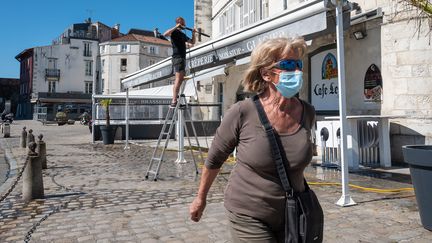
<box><xmin>99</xmin><ymin>99</ymin><xmax>116</xmax><ymax>144</ymax></box>
<box><xmin>402</xmin><ymin>145</ymin><xmax>432</xmax><ymax>231</ymax></box>
<box><xmin>55</xmin><ymin>111</ymin><xmax>68</xmax><ymax>126</ymax></box>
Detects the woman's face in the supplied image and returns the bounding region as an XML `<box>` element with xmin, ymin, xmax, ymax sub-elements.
<box><xmin>262</xmin><ymin>49</ymin><xmax>301</xmax><ymax>84</ymax></box>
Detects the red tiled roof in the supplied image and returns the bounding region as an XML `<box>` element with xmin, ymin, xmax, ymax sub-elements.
<box><xmin>111</xmin><ymin>34</ymin><xmax>170</xmax><ymax>46</ymax></box>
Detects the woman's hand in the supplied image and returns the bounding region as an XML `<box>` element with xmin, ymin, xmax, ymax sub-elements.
<box><xmin>189</xmin><ymin>197</ymin><xmax>207</xmax><ymax>222</ymax></box>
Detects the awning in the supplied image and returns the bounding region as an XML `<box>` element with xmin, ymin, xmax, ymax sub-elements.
<box><xmin>121</xmin><ymin>0</ymin><xmax>348</xmax><ymax>89</ymax></box>
<box><xmin>95</xmin><ymin>65</ymin><xmax>226</xmax><ymax>100</ymax></box>
<box><xmin>94</xmin><ymin>80</ymin><xmax>195</xmax><ymax>100</ymax></box>
<box><xmin>31</xmin><ymin>98</ymin><xmax>92</xmax><ymax>104</ymax></box>
<box><xmin>185</xmin><ymin>65</ymin><xmax>226</xmax><ymax>82</ymax></box>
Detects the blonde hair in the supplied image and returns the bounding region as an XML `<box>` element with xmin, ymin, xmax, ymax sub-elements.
<box><xmin>242</xmin><ymin>37</ymin><xmax>307</xmax><ymax>93</ymax></box>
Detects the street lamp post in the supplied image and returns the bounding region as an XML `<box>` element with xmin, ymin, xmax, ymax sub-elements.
<box><xmin>325</xmin><ymin>0</ymin><xmax>356</xmax><ymax>207</ymax></box>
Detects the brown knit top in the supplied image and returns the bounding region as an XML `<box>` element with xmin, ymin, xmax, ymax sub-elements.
<box><xmin>205</xmin><ymin>98</ymin><xmax>315</xmax><ymax>229</ymax></box>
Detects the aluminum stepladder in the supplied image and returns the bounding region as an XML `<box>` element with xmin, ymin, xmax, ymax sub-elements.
<box><xmin>145</xmin><ymin>84</ymin><xmax>204</xmax><ymax>181</ymax></box>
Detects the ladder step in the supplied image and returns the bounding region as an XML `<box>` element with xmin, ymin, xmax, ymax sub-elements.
<box><xmin>147</xmin><ymin>170</ymin><xmax>157</xmax><ymax>175</ymax></box>
<box><xmin>151</xmin><ymin>157</ymin><xmax>162</xmax><ymax>161</ymax></box>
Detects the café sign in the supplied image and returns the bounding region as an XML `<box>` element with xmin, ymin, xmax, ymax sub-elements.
<box><xmin>310</xmin><ymin>47</ymin><xmax>339</xmax><ymax>112</ymax></box>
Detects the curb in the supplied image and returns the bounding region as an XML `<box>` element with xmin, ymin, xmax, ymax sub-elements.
<box><xmin>0</xmin><ymin>138</ymin><xmax>19</xmax><ymax>194</ymax></box>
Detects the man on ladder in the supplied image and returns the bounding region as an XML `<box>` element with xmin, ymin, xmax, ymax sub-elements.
<box><xmin>145</xmin><ymin>18</ymin><xmax>201</xmax><ymax>181</ymax></box>
<box><xmin>163</xmin><ymin>16</ymin><xmax>197</xmax><ymax>107</ymax></box>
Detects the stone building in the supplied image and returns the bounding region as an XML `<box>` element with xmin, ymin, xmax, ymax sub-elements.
<box><xmin>121</xmin><ymin>0</ymin><xmax>432</xmax><ymax>166</ymax></box>
<box><xmin>15</xmin><ymin>20</ymin><xmax>119</xmax><ymax>120</ymax></box>
<box><xmin>209</xmin><ymin>0</ymin><xmax>432</xmax><ymax>165</ymax></box>
<box><xmin>0</xmin><ymin>78</ymin><xmax>20</xmax><ymax>115</ymax></box>
<box><xmin>354</xmin><ymin>0</ymin><xmax>432</xmax><ymax>163</ymax></box>
<box><xmin>100</xmin><ymin>29</ymin><xmax>172</xmax><ymax>94</ymax></box>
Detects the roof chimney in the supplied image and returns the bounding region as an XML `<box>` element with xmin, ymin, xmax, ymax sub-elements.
<box><xmin>114</xmin><ymin>24</ymin><xmax>120</xmax><ymax>31</ymax></box>
<box><xmin>153</xmin><ymin>28</ymin><xmax>159</xmax><ymax>38</ymax></box>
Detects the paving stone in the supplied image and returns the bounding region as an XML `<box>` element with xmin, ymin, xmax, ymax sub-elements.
<box><xmin>1</xmin><ymin>120</ymin><xmax>431</xmax><ymax>242</ymax></box>
<box><xmin>77</xmin><ymin>235</ymin><xmax>95</xmax><ymax>242</ymax></box>
<box><xmin>4</xmin><ymin>235</ymin><xmax>25</xmax><ymax>241</ymax></box>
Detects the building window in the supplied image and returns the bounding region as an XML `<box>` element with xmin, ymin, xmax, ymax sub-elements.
<box><xmin>100</xmin><ymin>45</ymin><xmax>105</xmax><ymax>54</ymax></box>
<box><xmin>120</xmin><ymin>58</ymin><xmax>127</xmax><ymax>72</ymax></box>
<box><xmin>149</xmin><ymin>46</ymin><xmax>159</xmax><ymax>55</ymax></box>
<box><xmin>262</xmin><ymin>0</ymin><xmax>269</xmax><ymax>19</ymax></box>
<box><xmin>118</xmin><ymin>44</ymin><xmax>130</xmax><ymax>53</ymax></box>
<box><xmin>205</xmin><ymin>84</ymin><xmax>213</xmax><ymax>94</ymax></box>
<box><xmin>219</xmin><ymin>13</ymin><xmax>226</xmax><ymax>36</ymax></box>
<box><xmin>85</xmin><ymin>60</ymin><xmax>93</xmax><ymax>76</ymax></box>
<box><xmin>85</xmin><ymin>81</ymin><xmax>93</xmax><ymax>94</ymax></box>
<box><xmin>149</xmin><ymin>60</ymin><xmax>156</xmax><ymax>66</ymax></box>
<box><xmin>101</xmin><ymin>59</ymin><xmax>105</xmax><ymax>73</ymax></box>
<box><xmin>219</xmin><ymin>4</ymin><xmax>238</xmax><ymax>36</ymax></box>
<box><xmin>226</xmin><ymin>6</ymin><xmax>235</xmax><ymax>34</ymax></box>
<box><xmin>84</xmin><ymin>42</ymin><xmax>92</xmax><ymax>57</ymax></box>
<box><xmin>239</xmin><ymin>0</ymin><xmax>261</xmax><ymax>29</ymax></box>
<box><xmin>48</xmin><ymin>58</ymin><xmax>57</xmax><ymax>69</ymax></box>
<box><xmin>48</xmin><ymin>81</ymin><xmax>56</xmax><ymax>93</ymax></box>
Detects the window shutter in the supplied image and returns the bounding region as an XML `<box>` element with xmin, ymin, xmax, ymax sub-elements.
<box><xmin>126</xmin><ymin>45</ymin><xmax>131</xmax><ymax>53</ymax></box>
<box><xmin>117</xmin><ymin>45</ymin><xmax>121</xmax><ymax>53</ymax></box>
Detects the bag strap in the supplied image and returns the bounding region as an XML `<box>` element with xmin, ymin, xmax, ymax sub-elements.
<box><xmin>252</xmin><ymin>95</ymin><xmax>293</xmax><ymax>194</ymax></box>
<box><xmin>252</xmin><ymin>95</ymin><xmax>311</xmax><ymax>195</ymax></box>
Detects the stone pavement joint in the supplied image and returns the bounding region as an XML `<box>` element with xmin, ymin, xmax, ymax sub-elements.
<box><xmin>0</xmin><ymin>120</ymin><xmax>431</xmax><ymax>242</ymax></box>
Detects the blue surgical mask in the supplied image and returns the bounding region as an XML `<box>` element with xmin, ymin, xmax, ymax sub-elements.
<box><xmin>273</xmin><ymin>71</ymin><xmax>303</xmax><ymax>98</ymax></box>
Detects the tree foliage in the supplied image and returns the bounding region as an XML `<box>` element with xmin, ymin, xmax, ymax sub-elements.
<box><xmin>100</xmin><ymin>99</ymin><xmax>112</xmax><ymax>126</ymax></box>
<box><xmin>391</xmin><ymin>0</ymin><xmax>432</xmax><ymax>39</ymax></box>
<box><xmin>407</xmin><ymin>0</ymin><xmax>432</xmax><ymax>17</ymax></box>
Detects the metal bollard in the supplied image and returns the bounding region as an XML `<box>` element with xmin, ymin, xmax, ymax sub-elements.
<box><xmin>36</xmin><ymin>134</ymin><xmax>47</xmax><ymax>169</ymax></box>
<box><xmin>21</xmin><ymin>127</ymin><xmax>27</xmax><ymax>148</ymax></box>
<box><xmin>3</xmin><ymin>122</ymin><xmax>10</xmax><ymax>138</ymax></box>
<box><xmin>27</xmin><ymin>129</ymin><xmax>35</xmax><ymax>144</ymax></box>
<box><xmin>22</xmin><ymin>142</ymin><xmax>44</xmax><ymax>201</ymax></box>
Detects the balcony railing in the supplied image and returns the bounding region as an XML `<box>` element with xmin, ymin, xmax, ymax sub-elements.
<box><xmin>45</xmin><ymin>69</ymin><xmax>60</xmax><ymax>81</ymax></box>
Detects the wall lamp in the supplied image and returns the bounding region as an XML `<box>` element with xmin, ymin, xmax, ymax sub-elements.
<box><xmin>353</xmin><ymin>30</ymin><xmax>367</xmax><ymax>40</ymax></box>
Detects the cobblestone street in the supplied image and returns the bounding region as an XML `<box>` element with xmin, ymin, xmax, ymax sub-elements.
<box><xmin>1</xmin><ymin>120</ymin><xmax>431</xmax><ymax>242</ymax></box>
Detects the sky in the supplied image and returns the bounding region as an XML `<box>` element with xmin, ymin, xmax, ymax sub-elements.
<box><xmin>0</xmin><ymin>0</ymin><xmax>194</xmax><ymax>79</ymax></box>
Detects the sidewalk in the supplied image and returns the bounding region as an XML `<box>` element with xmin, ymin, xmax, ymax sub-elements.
<box><xmin>1</xmin><ymin>120</ymin><xmax>431</xmax><ymax>242</ymax></box>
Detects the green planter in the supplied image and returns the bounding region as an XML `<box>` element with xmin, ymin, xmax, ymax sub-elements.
<box><xmin>402</xmin><ymin>145</ymin><xmax>432</xmax><ymax>231</ymax></box>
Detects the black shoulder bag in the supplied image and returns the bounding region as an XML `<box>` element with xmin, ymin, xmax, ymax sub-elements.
<box><xmin>252</xmin><ymin>95</ymin><xmax>324</xmax><ymax>243</ymax></box>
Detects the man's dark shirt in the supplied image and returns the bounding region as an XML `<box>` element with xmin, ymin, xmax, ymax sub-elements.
<box><xmin>171</xmin><ymin>29</ymin><xmax>190</xmax><ymax>58</ymax></box>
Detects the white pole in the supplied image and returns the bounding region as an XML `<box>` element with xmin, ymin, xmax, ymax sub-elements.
<box><xmin>91</xmin><ymin>49</ymin><xmax>97</xmax><ymax>144</ymax></box>
<box><xmin>124</xmin><ymin>88</ymin><xmax>130</xmax><ymax>150</ymax></box>
<box><xmin>91</xmin><ymin>95</ymin><xmax>96</xmax><ymax>144</ymax></box>
<box><xmin>335</xmin><ymin>0</ymin><xmax>356</xmax><ymax>207</ymax></box>
<box><xmin>175</xmin><ymin>83</ymin><xmax>187</xmax><ymax>164</ymax></box>
<box><xmin>175</xmin><ymin>107</ymin><xmax>187</xmax><ymax>163</ymax></box>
